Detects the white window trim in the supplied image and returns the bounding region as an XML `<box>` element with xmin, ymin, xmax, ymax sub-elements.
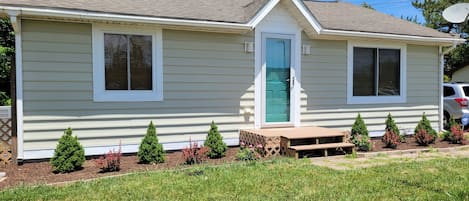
<box><xmin>92</xmin><ymin>24</ymin><xmax>163</xmax><ymax>102</ymax></box>
<box><xmin>347</xmin><ymin>41</ymin><xmax>407</xmax><ymax>104</ymax></box>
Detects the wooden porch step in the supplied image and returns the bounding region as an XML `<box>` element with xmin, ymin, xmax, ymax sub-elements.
<box><xmin>286</xmin><ymin>142</ymin><xmax>354</xmax><ymax>158</ymax></box>
<box><xmin>289</xmin><ymin>142</ymin><xmax>354</xmax><ymax>151</ymax></box>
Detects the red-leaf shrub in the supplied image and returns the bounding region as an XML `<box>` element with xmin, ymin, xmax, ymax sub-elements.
<box><xmin>450</xmin><ymin>124</ymin><xmax>467</xmax><ymax>145</ymax></box>
<box><xmin>95</xmin><ymin>143</ymin><xmax>122</xmax><ymax>173</ymax></box>
<box><xmin>414</xmin><ymin>129</ymin><xmax>435</xmax><ymax>146</ymax></box>
<box><xmin>182</xmin><ymin>140</ymin><xmax>209</xmax><ymax>165</ymax></box>
<box><xmin>382</xmin><ymin>129</ymin><xmax>400</xmax><ymax>148</ymax></box>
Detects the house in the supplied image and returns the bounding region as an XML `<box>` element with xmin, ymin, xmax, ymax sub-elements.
<box><xmin>0</xmin><ymin>0</ymin><xmax>463</xmax><ymax>161</ymax></box>
<box><xmin>451</xmin><ymin>65</ymin><xmax>469</xmax><ymax>82</ymax></box>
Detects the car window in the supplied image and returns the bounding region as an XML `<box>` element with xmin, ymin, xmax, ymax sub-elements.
<box><xmin>444</xmin><ymin>86</ymin><xmax>455</xmax><ymax>97</ymax></box>
<box><xmin>463</xmin><ymin>86</ymin><xmax>469</xmax><ymax>97</ymax></box>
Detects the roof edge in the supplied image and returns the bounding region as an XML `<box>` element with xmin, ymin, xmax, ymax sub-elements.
<box><xmin>0</xmin><ymin>5</ymin><xmax>252</xmax><ymax>30</ymax></box>
<box><xmin>1</xmin><ymin>3</ymin><xmax>464</xmax><ymax>45</ymax></box>
<box><xmin>321</xmin><ymin>29</ymin><xmax>465</xmax><ymax>45</ymax></box>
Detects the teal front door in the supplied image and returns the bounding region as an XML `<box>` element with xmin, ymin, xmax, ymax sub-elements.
<box><xmin>265</xmin><ymin>37</ymin><xmax>291</xmax><ymax>123</ymax></box>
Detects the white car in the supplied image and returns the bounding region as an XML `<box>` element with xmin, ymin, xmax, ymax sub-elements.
<box><xmin>443</xmin><ymin>82</ymin><xmax>469</xmax><ymax>127</ymax></box>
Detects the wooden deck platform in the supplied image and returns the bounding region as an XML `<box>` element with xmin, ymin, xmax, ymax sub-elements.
<box><xmin>240</xmin><ymin>126</ymin><xmax>353</xmax><ymax>158</ymax></box>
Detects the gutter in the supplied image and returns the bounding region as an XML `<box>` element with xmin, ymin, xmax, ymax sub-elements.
<box><xmin>321</xmin><ymin>29</ymin><xmax>465</xmax><ymax>45</ymax></box>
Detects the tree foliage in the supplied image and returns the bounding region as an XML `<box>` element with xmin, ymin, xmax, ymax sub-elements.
<box><xmin>50</xmin><ymin>128</ymin><xmax>86</xmax><ymax>173</ymax></box>
<box><xmin>137</xmin><ymin>121</ymin><xmax>165</xmax><ymax>164</ymax></box>
<box><xmin>0</xmin><ymin>18</ymin><xmax>14</xmax><ymax>98</ymax></box>
<box><xmin>360</xmin><ymin>2</ymin><xmax>375</xmax><ymax>10</ymax></box>
<box><xmin>204</xmin><ymin>121</ymin><xmax>227</xmax><ymax>158</ymax></box>
<box><xmin>351</xmin><ymin>113</ymin><xmax>369</xmax><ymax>138</ymax></box>
<box><xmin>412</xmin><ymin>0</ymin><xmax>469</xmax><ymax>75</ymax></box>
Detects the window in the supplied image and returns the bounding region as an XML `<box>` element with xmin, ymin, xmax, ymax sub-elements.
<box><xmin>92</xmin><ymin>24</ymin><xmax>163</xmax><ymax>102</ymax></box>
<box><xmin>347</xmin><ymin>42</ymin><xmax>406</xmax><ymax>104</ymax></box>
<box><xmin>462</xmin><ymin>86</ymin><xmax>469</xmax><ymax>97</ymax></box>
<box><xmin>444</xmin><ymin>86</ymin><xmax>455</xmax><ymax>97</ymax></box>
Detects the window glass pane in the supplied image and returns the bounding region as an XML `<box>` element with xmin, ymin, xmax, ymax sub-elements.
<box><xmin>444</xmin><ymin>86</ymin><xmax>456</xmax><ymax>97</ymax></box>
<box><xmin>462</xmin><ymin>86</ymin><xmax>469</xmax><ymax>97</ymax></box>
<box><xmin>104</xmin><ymin>34</ymin><xmax>128</xmax><ymax>90</ymax></box>
<box><xmin>129</xmin><ymin>35</ymin><xmax>153</xmax><ymax>90</ymax></box>
<box><xmin>378</xmin><ymin>49</ymin><xmax>400</xmax><ymax>96</ymax></box>
<box><xmin>353</xmin><ymin>47</ymin><xmax>376</xmax><ymax>96</ymax></box>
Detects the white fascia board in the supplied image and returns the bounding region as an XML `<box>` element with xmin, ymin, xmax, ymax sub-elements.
<box><xmin>321</xmin><ymin>29</ymin><xmax>465</xmax><ymax>45</ymax></box>
<box><xmin>0</xmin><ymin>6</ymin><xmax>251</xmax><ymax>30</ymax></box>
<box><xmin>247</xmin><ymin>0</ymin><xmax>281</xmax><ymax>28</ymax></box>
<box><xmin>291</xmin><ymin>0</ymin><xmax>322</xmax><ymax>34</ymax></box>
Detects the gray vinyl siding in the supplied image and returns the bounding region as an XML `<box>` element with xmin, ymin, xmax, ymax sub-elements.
<box><xmin>21</xmin><ymin>20</ymin><xmax>255</xmax><ymax>151</ymax></box>
<box><xmin>300</xmin><ymin>37</ymin><xmax>440</xmax><ymax>134</ymax></box>
<box><xmin>21</xmin><ymin>19</ymin><xmax>441</xmax><ymax>152</ymax></box>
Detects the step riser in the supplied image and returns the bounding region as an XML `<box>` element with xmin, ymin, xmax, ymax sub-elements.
<box><xmin>296</xmin><ymin>147</ymin><xmax>353</xmax><ymax>158</ymax></box>
<box><xmin>290</xmin><ymin>136</ymin><xmax>344</xmax><ymax>146</ymax></box>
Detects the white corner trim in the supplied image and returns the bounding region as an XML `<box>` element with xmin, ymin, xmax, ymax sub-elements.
<box><xmin>0</xmin><ymin>6</ymin><xmax>250</xmax><ymax>30</ymax></box>
<box><xmin>291</xmin><ymin>0</ymin><xmax>322</xmax><ymax>34</ymax></box>
<box><xmin>10</xmin><ymin>14</ymin><xmax>24</xmax><ymax>160</ymax></box>
<box><xmin>346</xmin><ymin>41</ymin><xmax>407</xmax><ymax>104</ymax></box>
<box><xmin>23</xmin><ymin>138</ymin><xmax>239</xmax><ymax>160</ymax></box>
<box><xmin>322</xmin><ymin>29</ymin><xmax>464</xmax><ymax>45</ymax></box>
<box><xmin>92</xmin><ymin>24</ymin><xmax>163</xmax><ymax>102</ymax></box>
<box><xmin>247</xmin><ymin>0</ymin><xmax>281</xmax><ymax>28</ymax></box>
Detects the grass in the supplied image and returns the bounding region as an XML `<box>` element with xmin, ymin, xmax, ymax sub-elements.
<box><xmin>1</xmin><ymin>158</ymin><xmax>469</xmax><ymax>201</ymax></box>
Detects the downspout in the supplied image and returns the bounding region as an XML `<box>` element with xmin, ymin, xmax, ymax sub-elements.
<box><xmin>439</xmin><ymin>40</ymin><xmax>459</xmax><ymax>131</ymax></box>
<box><xmin>8</xmin><ymin>11</ymin><xmax>24</xmax><ymax>163</ymax></box>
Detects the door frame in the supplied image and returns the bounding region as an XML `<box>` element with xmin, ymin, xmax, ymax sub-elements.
<box><xmin>254</xmin><ymin>29</ymin><xmax>301</xmax><ymax>128</ymax></box>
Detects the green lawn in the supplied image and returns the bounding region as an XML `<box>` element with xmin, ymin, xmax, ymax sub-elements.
<box><xmin>1</xmin><ymin>158</ymin><xmax>469</xmax><ymax>201</ymax></box>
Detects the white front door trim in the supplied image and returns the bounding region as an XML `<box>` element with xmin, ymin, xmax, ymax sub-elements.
<box><xmin>254</xmin><ymin>29</ymin><xmax>301</xmax><ymax>129</ymax></box>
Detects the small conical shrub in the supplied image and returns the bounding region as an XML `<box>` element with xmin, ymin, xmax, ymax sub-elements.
<box><xmin>50</xmin><ymin>127</ymin><xmax>85</xmax><ymax>173</ymax></box>
<box><xmin>137</xmin><ymin>121</ymin><xmax>165</xmax><ymax>164</ymax></box>
<box><xmin>351</xmin><ymin>113</ymin><xmax>369</xmax><ymax>138</ymax></box>
<box><xmin>204</xmin><ymin>121</ymin><xmax>228</xmax><ymax>158</ymax></box>
<box><xmin>385</xmin><ymin>113</ymin><xmax>404</xmax><ymax>142</ymax></box>
<box><xmin>414</xmin><ymin>113</ymin><xmax>438</xmax><ymax>140</ymax></box>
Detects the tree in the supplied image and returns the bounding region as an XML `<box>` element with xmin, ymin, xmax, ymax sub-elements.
<box><xmin>412</xmin><ymin>0</ymin><xmax>469</xmax><ymax>76</ymax></box>
<box><xmin>0</xmin><ymin>18</ymin><xmax>14</xmax><ymax>100</ymax></box>
<box><xmin>401</xmin><ymin>15</ymin><xmax>420</xmax><ymax>24</ymax></box>
<box><xmin>360</xmin><ymin>2</ymin><xmax>375</xmax><ymax>10</ymax></box>
<box><xmin>50</xmin><ymin>128</ymin><xmax>86</xmax><ymax>173</ymax></box>
<box><xmin>137</xmin><ymin>121</ymin><xmax>165</xmax><ymax>164</ymax></box>
<box><xmin>204</xmin><ymin>121</ymin><xmax>227</xmax><ymax>158</ymax></box>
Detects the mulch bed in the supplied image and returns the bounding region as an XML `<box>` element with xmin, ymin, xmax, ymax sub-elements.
<box><xmin>0</xmin><ymin>137</ymin><xmax>465</xmax><ymax>190</ymax></box>
<box><xmin>369</xmin><ymin>136</ymin><xmax>463</xmax><ymax>152</ymax></box>
<box><xmin>0</xmin><ymin>147</ymin><xmax>239</xmax><ymax>190</ymax></box>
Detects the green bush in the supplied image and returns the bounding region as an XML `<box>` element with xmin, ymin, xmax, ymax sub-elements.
<box><xmin>385</xmin><ymin>113</ymin><xmax>403</xmax><ymax>142</ymax></box>
<box><xmin>351</xmin><ymin>113</ymin><xmax>369</xmax><ymax>138</ymax></box>
<box><xmin>442</xmin><ymin>117</ymin><xmax>457</xmax><ymax>141</ymax></box>
<box><xmin>137</xmin><ymin>121</ymin><xmax>165</xmax><ymax>164</ymax></box>
<box><xmin>351</xmin><ymin>114</ymin><xmax>369</xmax><ymax>149</ymax></box>
<box><xmin>204</xmin><ymin>121</ymin><xmax>227</xmax><ymax>158</ymax></box>
<box><xmin>352</xmin><ymin>134</ymin><xmax>372</xmax><ymax>151</ymax></box>
<box><xmin>414</xmin><ymin>113</ymin><xmax>438</xmax><ymax>140</ymax></box>
<box><xmin>50</xmin><ymin>127</ymin><xmax>85</xmax><ymax>173</ymax></box>
<box><xmin>236</xmin><ymin>142</ymin><xmax>262</xmax><ymax>161</ymax></box>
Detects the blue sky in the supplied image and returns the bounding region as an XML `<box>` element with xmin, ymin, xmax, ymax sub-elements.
<box><xmin>342</xmin><ymin>0</ymin><xmax>425</xmax><ymax>24</ymax></box>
